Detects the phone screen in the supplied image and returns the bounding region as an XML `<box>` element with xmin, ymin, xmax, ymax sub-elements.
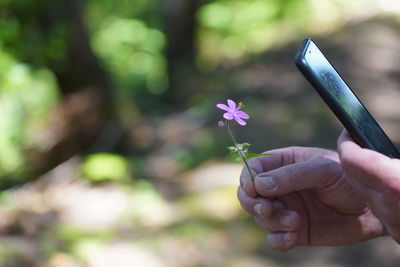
<box><xmin>295</xmin><ymin>38</ymin><xmax>400</xmax><ymax>158</ymax></box>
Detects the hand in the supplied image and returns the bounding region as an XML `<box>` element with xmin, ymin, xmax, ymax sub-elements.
<box><xmin>238</xmin><ymin>146</ymin><xmax>385</xmax><ymax>251</ymax></box>
<box><xmin>338</xmin><ymin>130</ymin><xmax>400</xmax><ymax>243</ymax></box>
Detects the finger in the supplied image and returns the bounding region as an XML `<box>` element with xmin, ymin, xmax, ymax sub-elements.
<box><xmin>266</xmin><ymin>231</ymin><xmax>299</xmax><ymax>252</ymax></box>
<box><xmin>254</xmin><ymin>157</ymin><xmax>342</xmax><ymax>198</ymax></box>
<box><xmin>237</xmin><ymin>186</ymin><xmax>273</xmax><ymax>218</ymax></box>
<box><xmin>255</xmin><ymin>146</ymin><xmax>338</xmax><ymax>171</ymax></box>
<box><xmin>241</xmin><ymin>146</ymin><xmax>338</xmax><ymax>197</ymax></box>
<box><xmin>254</xmin><ymin>210</ymin><xmax>300</xmax><ymax>232</ymax></box>
<box><xmin>240</xmin><ymin>147</ymin><xmax>309</xmax><ymax>197</ymax></box>
<box><xmin>240</xmin><ymin>157</ymin><xmax>264</xmax><ymax>198</ymax></box>
<box><xmin>337</xmin><ymin>129</ymin><xmax>400</xmax><ymax>190</ymax></box>
<box><xmin>272</xmin><ymin>199</ymin><xmax>285</xmax><ymax>211</ymax></box>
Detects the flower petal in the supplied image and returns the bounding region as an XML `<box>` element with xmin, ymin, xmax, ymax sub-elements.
<box><xmin>227</xmin><ymin>99</ymin><xmax>236</xmax><ymax>111</ymax></box>
<box><xmin>223</xmin><ymin>112</ymin><xmax>234</xmax><ymax>120</ymax></box>
<box><xmin>216</xmin><ymin>103</ymin><xmax>230</xmax><ymax>111</ymax></box>
<box><xmin>234</xmin><ymin>117</ymin><xmax>247</xmax><ymax>126</ymax></box>
<box><xmin>235</xmin><ymin>111</ymin><xmax>250</xmax><ymax>119</ymax></box>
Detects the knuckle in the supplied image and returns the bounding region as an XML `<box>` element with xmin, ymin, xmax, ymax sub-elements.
<box><xmin>339</xmin><ymin>152</ymin><xmax>354</xmax><ymax>174</ymax></box>
<box><xmin>314</xmin><ymin>156</ymin><xmax>342</xmax><ymax>183</ymax></box>
<box><xmin>254</xmin><ymin>216</ymin><xmax>275</xmax><ymax>231</ymax></box>
<box><xmin>267</xmin><ymin>236</ymin><xmax>294</xmax><ymax>252</ymax></box>
<box><xmin>281</xmin><ymin>146</ymin><xmax>299</xmax><ymax>165</ymax></box>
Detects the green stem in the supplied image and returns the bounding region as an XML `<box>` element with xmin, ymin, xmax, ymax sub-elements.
<box><xmin>226</xmin><ymin>121</ymin><xmax>255</xmax><ymax>180</ymax></box>
<box><xmin>226</xmin><ymin>121</ymin><xmax>238</xmax><ymax>146</ymax></box>
<box><xmin>242</xmin><ymin>158</ymin><xmax>255</xmax><ymax>180</ymax></box>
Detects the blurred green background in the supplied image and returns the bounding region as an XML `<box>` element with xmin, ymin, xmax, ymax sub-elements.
<box><xmin>1</xmin><ymin>0</ymin><xmax>400</xmax><ymax>266</ymax></box>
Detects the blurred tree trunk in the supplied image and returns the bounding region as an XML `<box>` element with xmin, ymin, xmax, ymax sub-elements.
<box><xmin>163</xmin><ymin>0</ymin><xmax>202</xmax><ymax>104</ymax></box>
<box><xmin>22</xmin><ymin>0</ymin><xmax>124</xmax><ymax>183</ymax></box>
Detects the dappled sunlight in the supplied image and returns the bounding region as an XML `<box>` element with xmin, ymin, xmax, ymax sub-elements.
<box><xmin>183</xmin><ymin>162</ymin><xmax>242</xmax><ymax>192</ymax></box>
<box><xmin>0</xmin><ymin>160</ymin><xmax>259</xmax><ymax>266</ymax></box>
<box><xmin>75</xmin><ymin>241</ymin><xmax>165</xmax><ymax>267</ymax></box>
<box><xmin>50</xmin><ymin>183</ymin><xmax>129</xmax><ymax>231</ymax></box>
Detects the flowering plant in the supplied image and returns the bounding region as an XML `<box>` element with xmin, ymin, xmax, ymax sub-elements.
<box><xmin>216</xmin><ymin>99</ymin><xmax>268</xmax><ymax>180</ymax></box>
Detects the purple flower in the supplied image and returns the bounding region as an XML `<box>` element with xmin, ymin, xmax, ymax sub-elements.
<box><xmin>216</xmin><ymin>99</ymin><xmax>250</xmax><ymax>126</ymax></box>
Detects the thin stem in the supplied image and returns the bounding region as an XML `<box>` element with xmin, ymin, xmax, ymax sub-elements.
<box><xmin>226</xmin><ymin>121</ymin><xmax>255</xmax><ymax>180</ymax></box>
<box><xmin>242</xmin><ymin>158</ymin><xmax>255</xmax><ymax>180</ymax></box>
<box><xmin>226</xmin><ymin>121</ymin><xmax>238</xmax><ymax>146</ymax></box>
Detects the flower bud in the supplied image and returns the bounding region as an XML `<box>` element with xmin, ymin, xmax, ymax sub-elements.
<box><xmin>218</xmin><ymin>120</ymin><xmax>227</xmax><ymax>128</ymax></box>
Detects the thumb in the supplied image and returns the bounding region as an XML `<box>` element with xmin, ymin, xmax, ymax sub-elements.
<box><xmin>254</xmin><ymin>157</ymin><xmax>342</xmax><ymax>197</ymax></box>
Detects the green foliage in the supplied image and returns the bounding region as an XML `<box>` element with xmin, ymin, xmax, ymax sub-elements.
<box><xmin>57</xmin><ymin>223</ymin><xmax>114</xmax><ymax>252</ymax></box>
<box><xmin>86</xmin><ymin>0</ymin><xmax>167</xmax><ymax>108</ymax></box>
<box><xmin>0</xmin><ymin>242</ymin><xmax>25</xmax><ymax>266</ymax></box>
<box><xmin>86</xmin><ymin>0</ymin><xmax>160</xmax><ymax>26</ymax></box>
<box><xmin>171</xmin><ymin>221</ymin><xmax>214</xmax><ymax>241</ymax></box>
<box><xmin>92</xmin><ymin>17</ymin><xmax>167</xmax><ymax>95</ymax></box>
<box><xmin>72</xmin><ymin>238</ymin><xmax>106</xmax><ymax>260</ymax></box>
<box><xmin>0</xmin><ymin>0</ymin><xmax>69</xmax><ymax>67</ymax></box>
<box><xmin>0</xmin><ymin>46</ymin><xmax>59</xmax><ymax>176</ymax></box>
<box><xmin>196</xmin><ymin>0</ymin><xmax>363</xmax><ymax>70</ymax></box>
<box><xmin>197</xmin><ymin>0</ymin><xmax>288</xmax><ymax>69</ymax></box>
<box><xmin>82</xmin><ymin>153</ymin><xmax>129</xmax><ymax>182</ymax></box>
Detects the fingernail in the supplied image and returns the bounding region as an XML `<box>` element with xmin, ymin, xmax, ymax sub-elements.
<box><xmin>279</xmin><ymin>214</ymin><xmax>292</xmax><ymax>228</ymax></box>
<box><xmin>253</xmin><ymin>203</ymin><xmax>262</xmax><ymax>216</ymax></box>
<box><xmin>283</xmin><ymin>232</ymin><xmax>294</xmax><ymax>243</ymax></box>
<box><xmin>257</xmin><ymin>176</ymin><xmax>277</xmax><ymax>190</ymax></box>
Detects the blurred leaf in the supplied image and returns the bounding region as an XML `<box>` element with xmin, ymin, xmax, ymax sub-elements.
<box><xmin>171</xmin><ymin>221</ymin><xmax>213</xmax><ymax>241</ymax></box>
<box><xmin>57</xmin><ymin>223</ymin><xmax>114</xmax><ymax>251</ymax></box>
<box><xmin>82</xmin><ymin>153</ymin><xmax>128</xmax><ymax>182</ymax></box>
<box><xmin>125</xmin><ymin>179</ymin><xmax>177</xmax><ymax>228</ymax></box>
<box><xmin>91</xmin><ymin>17</ymin><xmax>167</xmax><ymax>96</ymax></box>
<box><xmin>72</xmin><ymin>238</ymin><xmax>105</xmax><ymax>260</ymax></box>
<box><xmin>0</xmin><ymin>48</ymin><xmax>59</xmax><ymax>176</ymax></box>
<box><xmin>197</xmin><ymin>0</ymin><xmax>281</xmax><ymax>66</ymax></box>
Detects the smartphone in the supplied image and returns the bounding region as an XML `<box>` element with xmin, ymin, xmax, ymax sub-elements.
<box><xmin>295</xmin><ymin>38</ymin><xmax>400</xmax><ymax>158</ymax></box>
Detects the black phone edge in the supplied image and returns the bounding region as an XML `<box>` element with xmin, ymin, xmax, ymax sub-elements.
<box><xmin>295</xmin><ymin>38</ymin><xmax>400</xmax><ymax>158</ymax></box>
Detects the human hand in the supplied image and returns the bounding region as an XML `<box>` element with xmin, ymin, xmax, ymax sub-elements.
<box><xmin>338</xmin><ymin>130</ymin><xmax>400</xmax><ymax>243</ymax></box>
<box><xmin>238</xmin><ymin>146</ymin><xmax>385</xmax><ymax>251</ymax></box>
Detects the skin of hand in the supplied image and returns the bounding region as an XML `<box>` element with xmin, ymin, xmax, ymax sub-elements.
<box><xmin>338</xmin><ymin>130</ymin><xmax>400</xmax><ymax>244</ymax></box>
<box><xmin>238</xmin><ymin>145</ymin><xmax>385</xmax><ymax>251</ymax></box>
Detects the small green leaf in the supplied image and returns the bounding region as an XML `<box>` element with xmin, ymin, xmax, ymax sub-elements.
<box><xmin>227</xmin><ymin>146</ymin><xmax>237</xmax><ymax>152</ymax></box>
<box><xmin>242</xmin><ymin>143</ymin><xmax>251</xmax><ymax>148</ymax></box>
<box><xmin>234</xmin><ymin>157</ymin><xmax>243</xmax><ymax>162</ymax></box>
<box><xmin>245</xmin><ymin>153</ymin><xmax>272</xmax><ymax>160</ymax></box>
